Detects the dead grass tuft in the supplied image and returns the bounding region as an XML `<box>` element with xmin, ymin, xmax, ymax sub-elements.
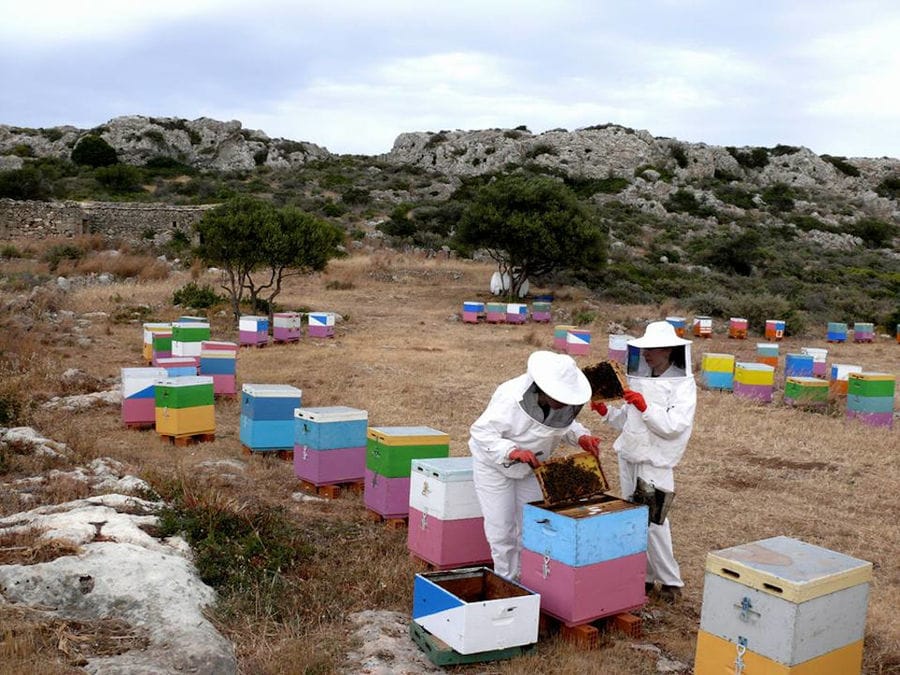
<box><xmin>0</xmin><ymin>529</ymin><xmax>81</xmax><ymax>565</ymax></box>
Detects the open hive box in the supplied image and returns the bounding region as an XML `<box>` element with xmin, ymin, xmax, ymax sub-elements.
<box><xmin>521</xmin><ymin>452</ymin><xmax>650</xmax><ymax>625</ymax></box>
<box><xmin>582</xmin><ymin>360</ymin><xmax>628</xmax><ymax>402</ymax></box>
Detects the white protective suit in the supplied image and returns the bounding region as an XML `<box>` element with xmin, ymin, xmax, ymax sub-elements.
<box><xmin>469</xmin><ymin>373</ymin><xmax>590</xmax><ymax>580</ymax></box>
<box><xmin>599</xmin><ymin>342</ymin><xmax>696</xmax><ymax>588</ymax></box>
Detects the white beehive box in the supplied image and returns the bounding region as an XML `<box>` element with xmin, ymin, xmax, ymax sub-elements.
<box><xmin>409</xmin><ymin>457</ymin><xmax>483</xmax><ymax>521</ymax></box>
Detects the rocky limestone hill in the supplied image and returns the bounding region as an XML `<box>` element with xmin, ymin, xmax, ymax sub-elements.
<box><xmin>0</xmin><ymin>115</ymin><xmax>331</xmax><ymax>173</ymax></box>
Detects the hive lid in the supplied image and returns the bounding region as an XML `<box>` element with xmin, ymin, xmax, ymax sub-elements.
<box><xmin>705</xmin><ymin>535</ymin><xmax>873</xmax><ymax>602</ymax></box>
<box><xmin>242</xmin><ymin>383</ymin><xmax>302</xmax><ymax>398</ymax></box>
<box><xmin>533</xmin><ymin>451</ymin><xmax>610</xmax><ymax>507</ymax></box>
<box><xmin>582</xmin><ymin>360</ymin><xmax>627</xmax><ymax>402</ymax></box>
<box><xmin>294</xmin><ymin>406</ymin><xmax>368</xmax><ymax>422</ymax></box>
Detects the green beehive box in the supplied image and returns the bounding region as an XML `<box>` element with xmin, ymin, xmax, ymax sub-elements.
<box><xmin>152</xmin><ymin>333</ymin><xmax>172</xmax><ymax>351</ymax></box>
<box><xmin>366</xmin><ymin>426</ymin><xmax>450</xmax><ymax>478</ymax></box>
<box><xmin>171</xmin><ymin>323</ymin><xmax>211</xmax><ymax>343</ymax></box>
<box><xmin>785</xmin><ymin>377</ymin><xmax>828</xmax><ymax>404</ymax></box>
<box><xmin>155</xmin><ymin>376</ymin><xmax>215</xmax><ymax>409</ymax></box>
<box><xmin>847</xmin><ymin>373</ymin><xmax>895</xmax><ymax>398</ymax></box>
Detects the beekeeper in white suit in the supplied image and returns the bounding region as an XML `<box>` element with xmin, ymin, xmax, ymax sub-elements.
<box><xmin>469</xmin><ymin>350</ymin><xmax>601</xmax><ymax>580</ymax></box>
<box><xmin>591</xmin><ymin>320</ymin><xmax>696</xmax><ymax>602</ymax></box>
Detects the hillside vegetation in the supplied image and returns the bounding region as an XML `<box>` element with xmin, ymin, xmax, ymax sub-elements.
<box><xmin>1</xmin><ymin>118</ymin><xmax>898</xmax><ymax>333</ymax></box>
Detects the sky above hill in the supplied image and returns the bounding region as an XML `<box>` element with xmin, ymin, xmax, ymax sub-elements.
<box><xmin>2</xmin><ymin>0</ymin><xmax>899</xmax><ymax>158</ymax></box>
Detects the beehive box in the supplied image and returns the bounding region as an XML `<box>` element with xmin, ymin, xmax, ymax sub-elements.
<box><xmin>485</xmin><ymin>302</ymin><xmax>506</xmax><ymax>323</ymax></box>
<box><xmin>735</xmin><ymin>362</ymin><xmax>775</xmax><ymax>403</ymax></box>
<box><xmin>271</xmin><ymin>311</ymin><xmax>301</xmax><ymax>342</ymax></box>
<box><xmin>520</xmin><ymin>453</ymin><xmax>649</xmax><ymax>625</ymax></box>
<box><xmin>729</xmin><ymin>317</ymin><xmax>748</xmax><ymax>339</ymax></box>
<box><xmin>784</xmin><ymin>377</ymin><xmax>829</xmax><ymax>408</ymax></box>
<box><xmin>462</xmin><ymin>301</ymin><xmax>484</xmax><ymax>324</ymax></box>
<box><xmin>408</xmin><ymin>457</ymin><xmax>491</xmax><ymax>569</ymax></box>
<box><xmin>240</xmin><ymin>384</ymin><xmax>303</xmax><ymax>450</ymax></box>
<box><xmin>800</xmin><ymin>347</ymin><xmax>828</xmax><ymax>378</ymax></box>
<box><xmin>785</xmin><ymin>353</ymin><xmax>814</xmax><ymax>378</ymax></box>
<box><xmin>666</xmin><ymin>316</ymin><xmax>686</xmax><ymax>337</ymax></box>
<box><xmin>198</xmin><ymin>341</ymin><xmax>238</xmax><ymax>396</ymax></box>
<box><xmin>412</xmin><ymin>567</ymin><xmax>540</xmax><ymax>655</ymax></box>
<box><xmin>171</xmin><ymin>321</ymin><xmax>211</xmax><ymax>357</ymax></box>
<box><xmin>154</xmin><ymin>376</ymin><xmax>215</xmax><ymax>436</ymax></box>
<box><xmin>607</xmin><ymin>334</ymin><xmax>629</xmax><ymax>364</ymax></box>
<box><xmin>121</xmin><ymin>367</ymin><xmax>167</xmax><ymax>425</ymax></box>
<box><xmin>553</xmin><ymin>324</ymin><xmax>575</xmax><ymax>351</ymax></box>
<box><xmin>150</xmin><ymin>330</ymin><xmax>173</xmax><ymax>364</ymax></box>
<box><xmin>363</xmin><ymin>468</ymin><xmax>411</xmax><ymax>518</ymax></box>
<box><xmin>239</xmin><ymin>315</ymin><xmax>269</xmax><ymax>346</ymax></box>
<box><xmin>852</xmin><ymin>322</ymin><xmax>874</xmax><ymax>343</ymax></box>
<box><xmin>846</xmin><ymin>372</ymin><xmax>895</xmax><ymax>428</ymax></box>
<box><xmin>826</xmin><ymin>322</ymin><xmax>848</xmax><ymax>343</ymax></box>
<box><xmin>531</xmin><ymin>301</ymin><xmax>551</xmax><ymax>323</ymax></box>
<box><xmin>695</xmin><ymin>536</ymin><xmax>871</xmax><ymax>674</ymax></box>
<box><xmin>308</xmin><ymin>311</ymin><xmax>335</xmax><ymax>338</ymax></box>
<box><xmin>701</xmin><ymin>353</ymin><xmax>735</xmax><ymax>391</ymax></box>
<box><xmin>365</xmin><ymin>426</ymin><xmax>450</xmax><ymax>478</ymax></box>
<box><xmin>154</xmin><ymin>356</ymin><xmax>198</xmax><ymax>378</ymax></box>
<box><xmin>506</xmin><ymin>303</ymin><xmax>528</xmax><ymax>324</ymax></box>
<box><xmin>693</xmin><ymin>316</ymin><xmax>713</xmax><ymax>338</ymax></box>
<box><xmin>828</xmin><ymin>364</ymin><xmax>862</xmax><ymax>398</ymax></box>
<box><xmin>142</xmin><ymin>323</ymin><xmax>171</xmax><ymax>363</ymax></box>
<box><xmin>293</xmin><ymin>406</ymin><xmax>369</xmax><ymax>485</ymax></box>
<box><xmin>756</xmin><ymin>342</ymin><xmax>779</xmax><ymax>370</ymax></box>
<box><xmin>565</xmin><ymin>329</ymin><xmax>591</xmax><ymax>356</ymax></box>
<box><xmin>765</xmin><ymin>319</ymin><xmax>786</xmax><ymax>341</ymax></box>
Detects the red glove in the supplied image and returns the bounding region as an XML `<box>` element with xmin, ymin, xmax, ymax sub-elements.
<box><xmin>578</xmin><ymin>435</ymin><xmax>601</xmax><ymax>457</ymax></box>
<box><xmin>508</xmin><ymin>448</ymin><xmax>541</xmax><ymax>468</ymax></box>
<box><xmin>590</xmin><ymin>400</ymin><xmax>608</xmax><ymax>416</ymax></box>
<box><xmin>623</xmin><ymin>390</ymin><xmax>647</xmax><ymax>412</ymax></box>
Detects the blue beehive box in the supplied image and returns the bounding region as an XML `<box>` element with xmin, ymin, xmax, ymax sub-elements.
<box><xmin>293</xmin><ymin>406</ymin><xmax>369</xmax><ymax>450</ymax></box>
<box><xmin>241</xmin><ymin>383</ymin><xmax>302</xmax><ymax>420</ymax></box>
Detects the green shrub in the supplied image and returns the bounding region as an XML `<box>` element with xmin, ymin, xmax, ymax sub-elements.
<box><xmin>253</xmin><ymin>149</ymin><xmax>268</xmax><ymax>166</ymax></box>
<box><xmin>0</xmin><ymin>245</ymin><xmax>22</xmax><ymax>258</ymax></box>
<box><xmin>425</xmin><ymin>131</ymin><xmax>449</xmax><ymax>148</ymax></box>
<box><xmin>71</xmin><ymin>134</ymin><xmax>118</xmax><ymax>167</ymax></box>
<box><xmin>12</xmin><ymin>144</ymin><xmax>34</xmax><ymax>158</ymax></box>
<box><xmin>95</xmin><ymin>164</ymin><xmax>143</xmax><ymax>193</ymax></box>
<box><xmin>142</xmin><ymin>129</ymin><xmax>166</xmax><ymax>146</ymax></box>
<box><xmin>0</xmin><ymin>390</ymin><xmax>22</xmax><ymax>426</ymax></box>
<box><xmin>172</xmin><ymin>282</ymin><xmax>220</xmax><ymax>309</ymax></box>
<box><xmin>845</xmin><ymin>218</ymin><xmax>897</xmax><ymax>248</ymax></box>
<box><xmin>821</xmin><ymin>154</ymin><xmax>860</xmax><ymax>177</ymax></box>
<box><xmin>41</xmin><ymin>128</ymin><xmax>64</xmax><ymax>142</ymax></box>
<box><xmin>875</xmin><ymin>175</ymin><xmax>900</xmax><ymax>200</ymax></box>
<box><xmin>726</xmin><ymin>146</ymin><xmax>769</xmax><ymax>169</ymax></box>
<box><xmin>524</xmin><ymin>143</ymin><xmax>557</xmax><ymax>159</ymax></box>
<box><xmin>761</xmin><ymin>182</ymin><xmax>795</xmax><ymax>213</ymax></box>
<box><xmin>670</xmin><ymin>144</ymin><xmax>689</xmax><ymax>168</ymax></box>
<box><xmin>572</xmin><ymin>310</ymin><xmax>597</xmax><ymax>326</ymax></box>
<box><xmin>43</xmin><ymin>243</ymin><xmax>84</xmax><ymax>271</ymax></box>
<box><xmin>770</xmin><ymin>144</ymin><xmax>800</xmax><ymax>156</ymax></box>
<box><xmin>0</xmin><ymin>166</ymin><xmax>52</xmax><ymax>200</ymax></box>
<box><xmin>664</xmin><ymin>189</ymin><xmax>715</xmax><ymax>217</ymax></box>
<box><xmin>714</xmin><ymin>184</ymin><xmax>756</xmax><ymax>209</ymax></box>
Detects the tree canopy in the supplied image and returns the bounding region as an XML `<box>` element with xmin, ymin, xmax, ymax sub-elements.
<box><xmin>455</xmin><ymin>174</ymin><xmax>607</xmax><ymax>298</ymax></box>
<box><xmin>193</xmin><ymin>196</ymin><xmax>344</xmax><ymax>320</ymax></box>
<box><xmin>71</xmin><ymin>135</ymin><xmax>118</xmax><ymax>168</ymax></box>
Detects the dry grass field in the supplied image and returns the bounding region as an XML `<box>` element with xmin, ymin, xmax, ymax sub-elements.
<box><xmin>1</xmin><ymin>247</ymin><xmax>898</xmax><ymax>674</ymax></box>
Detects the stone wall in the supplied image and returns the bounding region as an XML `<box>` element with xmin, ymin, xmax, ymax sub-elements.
<box><xmin>0</xmin><ymin>198</ymin><xmax>216</xmax><ymax>245</ymax></box>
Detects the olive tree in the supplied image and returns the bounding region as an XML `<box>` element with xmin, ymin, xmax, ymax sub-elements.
<box><xmin>455</xmin><ymin>174</ymin><xmax>607</xmax><ymax>298</ymax></box>
<box><xmin>194</xmin><ymin>197</ymin><xmax>344</xmax><ymax>320</ymax></box>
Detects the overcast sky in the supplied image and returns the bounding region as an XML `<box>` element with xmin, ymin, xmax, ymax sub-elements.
<box><xmin>2</xmin><ymin>1</ymin><xmax>898</xmax><ymax>158</ymax></box>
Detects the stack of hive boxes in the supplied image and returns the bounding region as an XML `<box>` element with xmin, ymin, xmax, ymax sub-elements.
<box><xmin>553</xmin><ymin>324</ymin><xmax>575</xmax><ymax>352</ymax></box>
<box><xmin>198</xmin><ymin>341</ymin><xmax>238</xmax><ymax>396</ymax></box>
<box><xmin>151</xmin><ymin>328</ymin><xmax>173</xmax><ymax>365</ymax></box>
<box><xmin>693</xmin><ymin>316</ymin><xmax>713</xmax><ymax>338</ymax></box>
<box><xmin>506</xmin><ymin>303</ymin><xmax>528</xmax><ymax>324</ymax></box>
<box><xmin>142</xmin><ymin>323</ymin><xmax>171</xmax><ymax>364</ymax></box>
<box><xmin>293</xmin><ymin>406</ymin><xmax>368</xmax><ymax>486</ymax></box>
<box><xmin>485</xmin><ymin>302</ymin><xmax>506</xmax><ymax>323</ymax></box>
<box><xmin>155</xmin><ymin>376</ymin><xmax>215</xmax><ymax>439</ymax></box>
<box><xmin>765</xmin><ymin>319</ymin><xmax>786</xmax><ymax>341</ymax></box>
<box><xmin>411</xmin><ymin>567</ymin><xmax>540</xmax><ymax>664</ymax></box>
<box><xmin>308</xmin><ymin>312</ymin><xmax>335</xmax><ymax>338</ymax></box>
<box><xmin>239</xmin><ymin>384</ymin><xmax>302</xmax><ymax>453</ymax></box>
<box><xmin>701</xmin><ymin>353</ymin><xmax>735</xmax><ymax>391</ymax></box>
<box><xmin>121</xmin><ymin>367</ymin><xmax>167</xmax><ymax>427</ymax></box>
<box><xmin>461</xmin><ymin>301</ymin><xmax>484</xmax><ymax>324</ymax></box>
<box><xmin>565</xmin><ymin>329</ymin><xmax>591</xmax><ymax>356</ymax></box>
<box><xmin>852</xmin><ymin>322</ymin><xmax>874</xmax><ymax>343</ymax></box>
<box><xmin>273</xmin><ymin>312</ymin><xmax>302</xmax><ymax>343</ymax></box>
<box><xmin>734</xmin><ymin>363</ymin><xmax>775</xmax><ymax>403</ymax></box>
<box><xmin>826</xmin><ymin>322</ymin><xmax>848</xmax><ymax>343</ymax></box>
<box><xmin>784</xmin><ymin>377</ymin><xmax>829</xmax><ymax>409</ymax></box>
<box><xmin>695</xmin><ymin>535</ymin><xmax>871</xmax><ymax>675</ymax></box>
<box><xmin>171</xmin><ymin>320</ymin><xmax>210</xmax><ymax>358</ymax></box>
<box><xmin>531</xmin><ymin>301</ymin><xmax>552</xmax><ymax>323</ymax></box>
<box><xmin>364</xmin><ymin>426</ymin><xmax>449</xmax><ymax>520</ymax></box>
<box><xmin>239</xmin><ymin>315</ymin><xmax>269</xmax><ymax>347</ymax></box>
<box><xmin>846</xmin><ymin>372</ymin><xmax>895</xmax><ymax>428</ymax></box>
<box><xmin>756</xmin><ymin>343</ymin><xmax>779</xmax><ymax>370</ymax></box>
<box><xmin>407</xmin><ymin>456</ymin><xmax>492</xmax><ymax>570</ymax></box>
<box><xmin>728</xmin><ymin>317</ymin><xmax>748</xmax><ymax>339</ymax></box>
<box><xmin>519</xmin><ymin>455</ymin><xmax>648</xmax><ymax>626</ymax></box>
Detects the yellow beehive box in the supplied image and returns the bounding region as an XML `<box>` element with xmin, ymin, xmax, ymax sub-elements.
<box><xmin>155</xmin><ymin>404</ymin><xmax>215</xmax><ymax>436</ymax></box>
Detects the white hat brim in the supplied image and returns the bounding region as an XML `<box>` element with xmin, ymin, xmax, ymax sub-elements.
<box><xmin>527</xmin><ymin>351</ymin><xmax>592</xmax><ymax>405</ymax></box>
